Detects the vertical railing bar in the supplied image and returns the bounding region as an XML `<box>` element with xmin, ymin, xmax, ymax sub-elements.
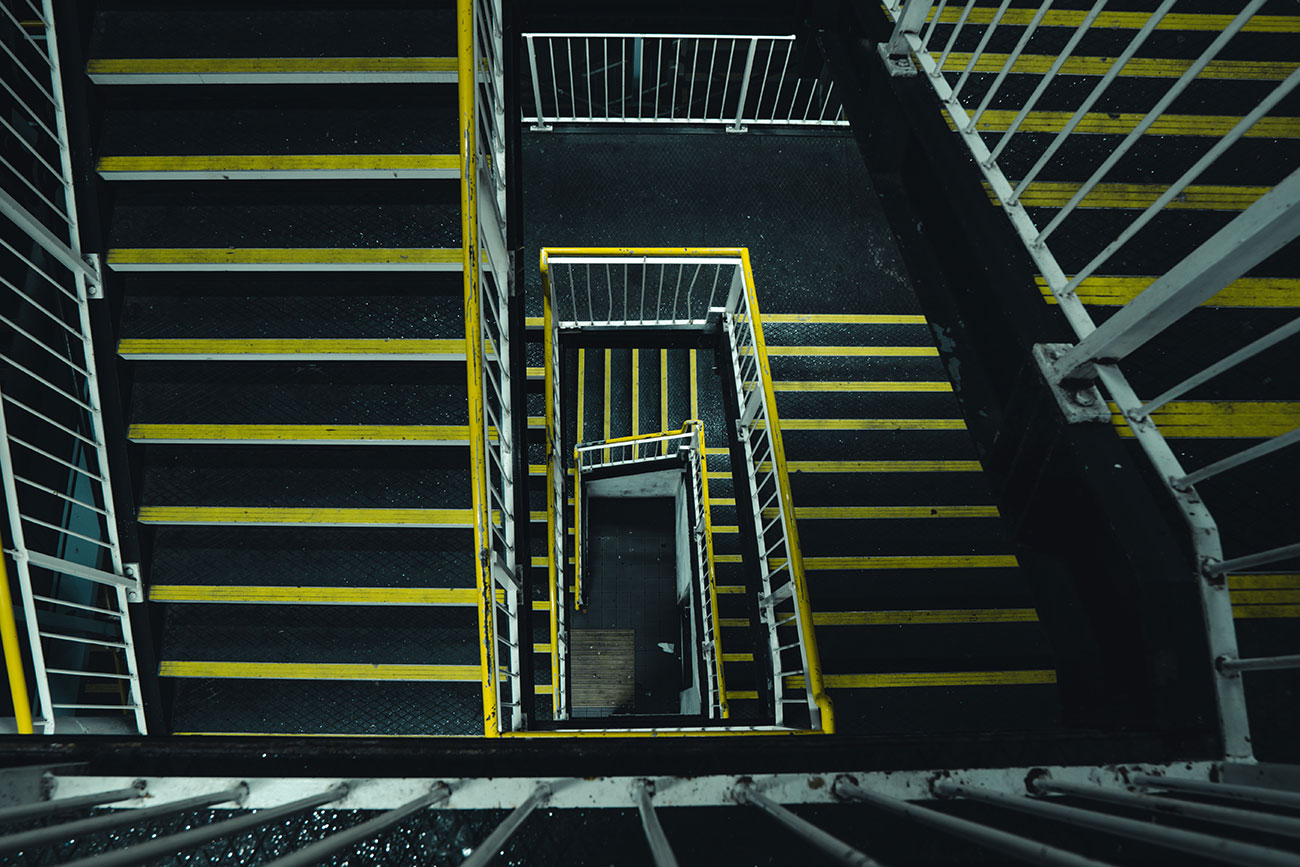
<box><xmin>584</xmin><ymin>38</ymin><xmax>592</xmax><ymax>119</ymax></box>
<box><xmin>654</xmin><ymin>39</ymin><xmax>663</xmax><ymax>119</ymax></box>
<box><xmin>685</xmin><ymin>262</ymin><xmax>702</xmax><ymax>320</ymax></box>
<box><xmin>1011</xmin><ymin>0</ymin><xmax>1174</xmax><ymax>202</ymax></box>
<box><xmin>753</xmin><ymin>39</ymin><xmax>775</xmax><ymax>121</ymax></box>
<box><xmin>621</xmin><ymin>38</ymin><xmax>626</xmax><ymax>119</ymax></box>
<box><xmin>586</xmin><ymin>263</ymin><xmax>594</xmax><ymax>324</ymax></box>
<box><xmin>672</xmin><ymin>263</ymin><xmax>685</xmax><ymax>321</ymax></box>
<box><xmin>568</xmin><ymin>262</ymin><xmax>578</xmax><ymax>323</ymax></box>
<box><xmin>922</xmin><ymin>0</ymin><xmax>951</xmax><ymax>50</ymax></box>
<box><xmin>732</xmin><ymin>37</ymin><xmax>758</xmax><ymax>128</ymax></box>
<box><xmin>525</xmin><ymin>36</ymin><xmax>548</xmax><ymax>126</ymax></box>
<box><xmin>670</xmin><ymin>38</ymin><xmax>681</xmax><ymax>119</ymax></box>
<box><xmin>967</xmin><ymin>0</ymin><xmax>1054</xmax><ymax>133</ymax></box>
<box><xmin>988</xmin><ymin>0</ymin><xmax>1105</xmax><ymax>163</ymax></box>
<box><xmin>818</xmin><ymin>80</ymin><xmax>835</xmax><ymax>122</ymax></box>
<box><xmin>771</xmin><ymin>41</ymin><xmax>793</xmax><ymax>122</ymax></box>
<box><xmin>1036</xmin><ymin>0</ymin><xmax>1268</xmax><ymax>244</ymax></box>
<box><xmin>935</xmin><ymin>0</ymin><xmax>978</xmax><ymax>75</ymax></box>
<box><xmin>566</xmin><ymin>37</ymin><xmax>576</xmax><ymax>117</ymax></box>
<box><xmin>657</xmin><ymin>261</ymin><xmax>665</xmax><ymax>321</ymax></box>
<box><xmin>606</xmin><ymin>262</ymin><xmax>613</xmax><ymax>322</ymax></box>
<box><xmin>687</xmin><ymin>38</ymin><xmax>700</xmax><ymax>120</ymax></box>
<box><xmin>952</xmin><ymin>0</ymin><xmax>1014</xmax><ymax>99</ymax></box>
<box><xmin>623</xmin><ymin>262</ymin><xmax>628</xmax><ymax>325</ymax></box>
<box><xmin>707</xmin><ymin>263</ymin><xmax>723</xmax><ymax>311</ymax></box>
<box><xmin>603</xmin><ymin>37</ymin><xmax>608</xmax><ymax>119</ymax></box>
<box><xmin>548</xmin><ymin>39</ymin><xmax>559</xmax><ymax>119</ymax></box>
<box><xmin>801</xmin><ymin>78</ymin><xmax>817</xmax><ymax>121</ymax></box>
<box><xmin>640</xmin><ymin>257</ymin><xmax>647</xmax><ymax>322</ymax></box>
<box><xmin>719</xmin><ymin>39</ymin><xmax>737</xmax><ymax>121</ymax></box>
<box><xmin>703</xmin><ymin>38</ymin><xmax>718</xmax><ymax>118</ymax></box>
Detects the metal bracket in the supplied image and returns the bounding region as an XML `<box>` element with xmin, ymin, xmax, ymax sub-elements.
<box><xmin>123</xmin><ymin>562</ymin><xmax>143</xmax><ymax>603</ymax></box>
<box><xmin>1033</xmin><ymin>343</ymin><xmax>1110</xmax><ymax>424</ymax></box>
<box><xmin>84</xmin><ymin>253</ymin><xmax>103</xmax><ymax>299</ymax></box>
<box><xmin>725</xmin><ymin>123</ymin><xmax>749</xmax><ymax>134</ymax></box>
<box><xmin>877</xmin><ymin>42</ymin><xmax>918</xmax><ymax>78</ymax></box>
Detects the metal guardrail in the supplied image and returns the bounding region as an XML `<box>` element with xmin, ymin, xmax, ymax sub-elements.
<box><xmin>15</xmin><ymin>760</ymin><xmax>1300</xmax><ymax>866</ymax></box>
<box><xmin>0</xmin><ymin>0</ymin><xmax>145</xmax><ymax>735</ymax></box>
<box><xmin>572</xmin><ymin>423</ymin><xmax>728</xmax><ymax>719</ymax></box>
<box><xmin>540</xmin><ymin>247</ymin><xmax>832</xmax><ymax>733</ymax></box>
<box><xmin>523</xmin><ymin>33</ymin><xmax>849</xmax><ymax>131</ymax></box>
<box><xmin>460</xmin><ymin>0</ymin><xmax>523</xmax><ymax>735</ymax></box>
<box><xmin>880</xmin><ymin>0</ymin><xmax>1300</xmax><ymax>762</ymax></box>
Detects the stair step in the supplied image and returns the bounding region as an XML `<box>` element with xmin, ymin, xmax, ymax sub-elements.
<box><xmin>160</xmin><ymin>603</ymin><xmax>479</xmax><ymax>667</ymax></box>
<box><xmin>150</xmin><ymin>526</ymin><xmax>475</xmax><ymax>589</ymax></box>
<box><xmin>169</xmin><ymin>678</ymin><xmax>482</xmax><ymax>736</ymax></box>
<box><xmin>139</xmin><ymin>506</ymin><xmax>474</xmax><ymax>528</ymax></box>
<box><xmin>98</xmin><ymin>154</ymin><xmax>458</xmax><ymax>180</ymax></box>
<box><xmin>151</xmin><ymin>585</ymin><xmax>481</xmax><ymax>605</ymax></box>
<box><xmin>129</xmin><ymin>424</ymin><xmax>475</xmax><ymax>446</ymax></box>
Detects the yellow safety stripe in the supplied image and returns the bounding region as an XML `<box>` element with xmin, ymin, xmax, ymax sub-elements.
<box><xmin>762</xmin><ymin>313</ymin><xmax>928</xmax><ymax>324</ymax></box>
<box><xmin>783</xmin><ymin>460</ymin><xmax>983</xmax><ymax>472</ymax></box>
<box><xmin>660</xmin><ymin>348</ymin><xmax>669</xmax><ymax>433</ymax></box>
<box><xmin>138</xmin><ymin>506</ymin><xmax>474</xmax><ymax>525</ymax></box>
<box><xmin>128</xmin><ymin>423</ymin><xmax>472</xmax><ymax>442</ymax></box>
<box><xmin>118</xmin><ymin>338</ymin><xmax>463</xmax><ymax>356</ymax></box>
<box><xmin>690</xmin><ymin>349</ymin><xmax>699</xmax><ymax>419</ymax></box>
<box><xmin>725</xmin><ymin>690</ymin><xmax>760</xmax><ymax>700</ymax></box>
<box><xmin>604</xmin><ymin>349</ymin><xmax>612</xmax><ymax>443</ymax></box>
<box><xmin>774</xmin><ymin>381</ymin><xmax>953</xmax><ymax>393</ymax></box>
<box><xmin>1111</xmin><ymin>401</ymin><xmax>1300</xmax><ymax>438</ymax></box>
<box><xmin>1229</xmin><ymin>574</ymin><xmax>1300</xmax><ymax>590</ymax></box>
<box><xmin>150</xmin><ymin>585</ymin><xmax>478</xmax><ymax>604</ymax></box>
<box><xmin>813</xmin><ymin>608</ymin><xmax>1038</xmax><ymax>626</ymax></box>
<box><xmin>159</xmin><ymin>660</ymin><xmax>480</xmax><ymax>681</ymax></box>
<box><xmin>714</xmin><ymin>554</ymin><xmax>1018</xmax><ymax>569</ymax></box>
<box><xmin>789</xmin><ymin>670</ymin><xmax>1057</xmax><ymax>689</ymax></box>
<box><xmin>108</xmin><ymin>248</ymin><xmax>461</xmax><ymax>266</ymax></box>
<box><xmin>790</xmin><ymin>505</ymin><xmax>1000</xmax><ymax>519</ymax></box>
<box><xmin>924</xmin><ymin>8</ymin><xmax>1300</xmax><ymax>33</ymax></box>
<box><xmin>986</xmin><ymin>182</ymin><xmax>1267</xmax><ymax>211</ymax></box>
<box><xmin>1038</xmin><ymin>276</ymin><xmax>1300</xmax><ymax>308</ymax></box>
<box><xmin>715</xmin><ymin>585</ymin><xmax>744</xmax><ymax>595</ymax></box>
<box><xmin>577</xmin><ymin>348</ymin><xmax>586</xmax><ymax>442</ymax></box>
<box><xmin>712</xmin><ymin>525</ymin><xmax>739</xmax><ymax>534</ymax></box>
<box><xmin>97</xmin><ymin>154</ymin><xmax>458</xmax><ymax>172</ymax></box>
<box><xmin>631</xmin><ymin>348</ymin><xmax>640</xmax><ymax>445</ymax></box>
<box><xmin>1235</xmin><ymin>606</ymin><xmax>1300</xmax><ymax>619</ymax></box>
<box><xmin>87</xmin><ymin>57</ymin><xmax>458</xmax><ymax>74</ymax></box>
<box><xmin>950</xmin><ymin>110</ymin><xmax>1300</xmax><ymax>139</ymax></box>
<box><xmin>943</xmin><ymin>54</ymin><xmax>1296</xmax><ymax>81</ymax></box>
<box><xmin>1231</xmin><ymin>590</ymin><xmax>1300</xmax><ymax>605</ymax></box>
<box><xmin>719</xmin><ymin>618</ymin><xmax>750</xmax><ymax>628</ymax></box>
<box><xmin>764</xmin><ymin>345</ymin><xmax>939</xmax><ymax>357</ymax></box>
<box><xmin>527</xmin><ymin>366</ymin><xmax>543</xmax><ymax>379</ymax></box>
<box><xmin>174</xmin><ymin>731</ymin><xmax>481</xmax><ymax>738</ymax></box>
<box><xmin>722</xmin><ymin>652</ymin><xmax>754</xmax><ymax>662</ymax></box>
<box><xmin>778</xmin><ymin>418</ymin><xmax>966</xmax><ymax>431</ymax></box>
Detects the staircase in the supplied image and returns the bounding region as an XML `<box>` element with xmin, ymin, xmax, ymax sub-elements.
<box><xmin>89</xmin><ymin>0</ymin><xmax>488</xmax><ymax>735</ymax></box>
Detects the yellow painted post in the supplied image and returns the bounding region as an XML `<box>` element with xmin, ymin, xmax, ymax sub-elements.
<box><xmin>457</xmin><ymin>0</ymin><xmax>498</xmax><ymax>737</ymax></box>
<box><xmin>0</xmin><ymin>536</ymin><xmax>33</xmax><ymax>734</ymax></box>
<box><xmin>739</xmin><ymin>249</ymin><xmax>836</xmax><ymax>733</ymax></box>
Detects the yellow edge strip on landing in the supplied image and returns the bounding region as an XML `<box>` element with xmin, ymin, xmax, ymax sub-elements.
<box><xmin>713</xmin><ymin>554</ymin><xmax>1018</xmax><ymax>568</ymax></box>
<box><xmin>1229</xmin><ymin>574</ymin><xmax>1300</xmax><ymax>591</ymax></box>
<box><xmin>814</xmin><ymin>608</ymin><xmax>1038</xmax><ymax>626</ymax></box>
<box><xmin>948</xmin><ymin>110</ymin><xmax>1300</xmax><ymax>139</ymax></box>
<box><xmin>712</xmin><ymin>504</ymin><xmax>1002</xmax><ymax>526</ymax></box>
<box><xmin>97</xmin><ymin>155</ymin><xmax>459</xmax><ymax>172</ymax></box>
<box><xmin>1037</xmin><ymin>276</ymin><xmax>1300</xmax><ymax>308</ymax></box>
<box><xmin>985</xmin><ymin>182</ymin><xmax>1268</xmax><ymax>210</ymax></box>
<box><xmin>150</xmin><ymin>585</ymin><xmax>477</xmax><ymax>604</ymax></box>
<box><xmin>722</xmin><ymin>653</ymin><xmax>755</xmax><ymax>663</ymax></box>
<box><xmin>1110</xmin><ymin>401</ymin><xmax>1300</xmax><ymax>438</ymax></box>
<box><xmin>159</xmin><ymin>661</ymin><xmax>481</xmax><ymax>680</ymax></box>
<box><xmin>764</xmin><ymin>345</ymin><xmax>939</xmax><ymax>357</ymax></box>
<box><xmin>138</xmin><ymin>506</ymin><xmax>474</xmax><ymax>525</ymax></box>
<box><xmin>923</xmin><ymin>8</ymin><xmax>1300</xmax><ymax>33</ymax></box>
<box><xmin>129</xmin><ymin>424</ymin><xmax>471</xmax><ymax>442</ymax></box>
<box><xmin>788</xmin><ymin>670</ymin><xmax>1058</xmax><ymax>689</ymax></box>
<box><xmin>944</xmin><ymin>54</ymin><xmax>1296</xmax><ymax>81</ymax></box>
<box><xmin>783</xmin><ymin>460</ymin><xmax>983</xmax><ymax>472</ymax></box>
<box><xmin>118</xmin><ymin>338</ymin><xmax>463</xmax><ymax>356</ymax></box>
<box><xmin>107</xmin><ymin>248</ymin><xmax>461</xmax><ymax>265</ymax></box>
<box><xmin>762</xmin><ymin>313</ymin><xmax>928</xmax><ymax>324</ymax></box>
<box><xmin>87</xmin><ymin>57</ymin><xmax>459</xmax><ymax>74</ymax></box>
<box><xmin>774</xmin><ymin>381</ymin><xmax>953</xmax><ymax>392</ymax></box>
<box><xmin>778</xmin><ymin>418</ymin><xmax>966</xmax><ymax>431</ymax></box>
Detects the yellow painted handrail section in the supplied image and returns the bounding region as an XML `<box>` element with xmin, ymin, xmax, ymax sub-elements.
<box><xmin>738</xmin><ymin>249</ymin><xmax>835</xmax><ymax>733</ymax></box>
<box><xmin>0</xmin><ymin>531</ymin><xmax>33</xmax><ymax>733</ymax></box>
<box><xmin>541</xmin><ymin>247</ymin><xmax>746</xmax><ymax>258</ymax></box>
<box><xmin>541</xmin><ymin>250</ymin><xmax>562</xmax><ymax>709</ymax></box>
<box><xmin>457</xmin><ymin>0</ymin><xmax>498</xmax><ymax>737</ymax></box>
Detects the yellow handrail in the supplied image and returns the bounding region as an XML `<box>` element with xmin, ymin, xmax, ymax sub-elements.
<box><xmin>457</xmin><ymin>0</ymin><xmax>497</xmax><ymax>737</ymax></box>
<box><xmin>690</xmin><ymin>421</ymin><xmax>730</xmax><ymax>719</ymax></box>
<box><xmin>0</xmin><ymin>530</ymin><xmax>33</xmax><ymax>734</ymax></box>
<box><xmin>541</xmin><ymin>246</ymin><xmax>746</xmax><ymax>258</ymax></box>
<box><xmin>738</xmin><ymin>249</ymin><xmax>835</xmax><ymax>733</ymax></box>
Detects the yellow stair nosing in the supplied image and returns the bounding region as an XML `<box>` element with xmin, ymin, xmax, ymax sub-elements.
<box><xmin>149</xmin><ymin>585</ymin><xmax>479</xmax><ymax>605</ymax></box>
<box><xmin>137</xmin><ymin>506</ymin><xmax>475</xmax><ymax>527</ymax></box>
<box><xmin>117</xmin><ymin>338</ymin><xmax>466</xmax><ymax>359</ymax></box>
<box><xmin>97</xmin><ymin>154</ymin><xmax>459</xmax><ymax>175</ymax></box>
<box><xmin>158</xmin><ymin>660</ymin><xmax>480</xmax><ymax>681</ymax></box>
<box><xmin>128</xmin><ymin>423</ymin><xmax>473</xmax><ymax>444</ymax></box>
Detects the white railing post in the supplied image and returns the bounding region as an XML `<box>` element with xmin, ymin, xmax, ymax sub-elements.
<box><xmin>727</xmin><ymin>38</ymin><xmax>758</xmax><ymax>132</ymax></box>
<box><xmin>526</xmin><ymin>35</ymin><xmax>551</xmax><ymax>130</ymax></box>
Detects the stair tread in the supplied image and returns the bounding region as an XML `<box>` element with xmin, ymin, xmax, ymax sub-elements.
<box><xmin>160</xmin><ymin>603</ymin><xmax>479</xmax><ymax>666</ymax></box>
<box><xmin>169</xmin><ymin>678</ymin><xmax>482</xmax><ymax>736</ymax></box>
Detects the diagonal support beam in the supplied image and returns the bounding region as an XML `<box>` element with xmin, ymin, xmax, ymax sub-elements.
<box><xmin>1053</xmin><ymin>167</ymin><xmax>1300</xmax><ymax>382</ymax></box>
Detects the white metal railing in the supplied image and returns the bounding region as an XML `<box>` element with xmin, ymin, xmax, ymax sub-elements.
<box><xmin>462</xmin><ymin>0</ymin><xmax>524</xmax><ymax>733</ymax></box>
<box><xmin>545</xmin><ymin>250</ymin><xmax>740</xmax><ymax>329</ymax></box>
<box><xmin>523</xmin><ymin>33</ymin><xmax>849</xmax><ymax>132</ymax></box>
<box><xmin>0</xmin><ymin>1</ymin><xmax>146</xmax><ymax>734</ymax></box>
<box><xmin>881</xmin><ymin>0</ymin><xmax>1300</xmax><ymax>761</ymax></box>
<box><xmin>541</xmin><ymin>247</ymin><xmax>833</xmax><ymax>732</ymax></box>
<box><xmin>572</xmin><ymin>424</ymin><xmax>728</xmax><ymax>719</ymax></box>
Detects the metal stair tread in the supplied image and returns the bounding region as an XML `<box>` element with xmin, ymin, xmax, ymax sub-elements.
<box><xmin>98</xmin><ymin>154</ymin><xmax>460</xmax><ymax>180</ymax></box>
<box><xmin>107</xmin><ymin>248</ymin><xmax>463</xmax><ymax>271</ymax></box>
<box><xmin>118</xmin><ymin>337</ymin><xmax>467</xmax><ymax>360</ymax></box>
<box><xmin>139</xmin><ymin>506</ymin><xmax>475</xmax><ymax>528</ymax></box>
<box><xmin>129</xmin><ymin>423</ymin><xmax>477</xmax><ymax>445</ymax></box>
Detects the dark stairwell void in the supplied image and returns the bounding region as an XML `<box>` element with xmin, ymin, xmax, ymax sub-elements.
<box><xmin>523</xmin><ymin>132</ymin><xmax>1069</xmax><ymax>736</ymax></box>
